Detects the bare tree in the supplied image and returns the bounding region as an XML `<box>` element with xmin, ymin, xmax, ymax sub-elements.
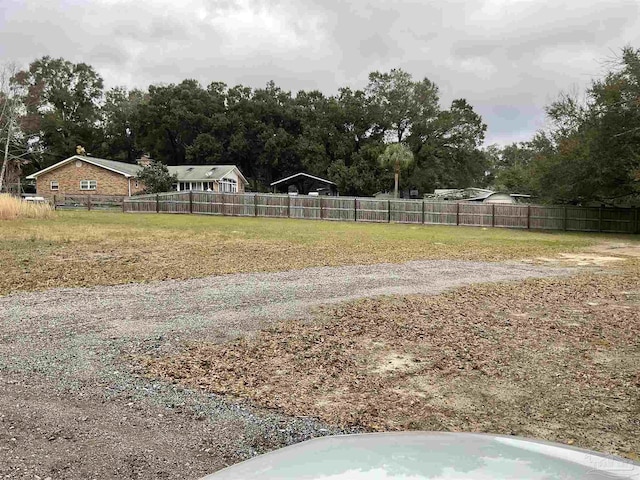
<box><xmin>0</xmin><ymin>62</ymin><xmax>24</xmax><ymax>194</ymax></box>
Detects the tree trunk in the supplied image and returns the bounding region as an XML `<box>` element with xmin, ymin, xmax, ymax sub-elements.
<box><xmin>394</xmin><ymin>157</ymin><xmax>400</xmax><ymax>199</ymax></box>
<box><xmin>394</xmin><ymin>172</ymin><xmax>399</xmax><ymax>199</ymax></box>
<box><xmin>0</xmin><ymin>115</ymin><xmax>13</xmax><ymax>193</ymax></box>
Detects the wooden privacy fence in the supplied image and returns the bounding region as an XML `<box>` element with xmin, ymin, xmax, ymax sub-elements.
<box><xmin>52</xmin><ymin>194</ymin><xmax>125</xmax><ymax>211</ymax></box>
<box><xmin>123</xmin><ymin>192</ymin><xmax>640</xmax><ymax>234</ymax></box>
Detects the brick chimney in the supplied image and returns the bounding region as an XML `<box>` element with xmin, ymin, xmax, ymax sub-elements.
<box><xmin>137</xmin><ymin>154</ymin><xmax>152</xmax><ymax>167</ymax></box>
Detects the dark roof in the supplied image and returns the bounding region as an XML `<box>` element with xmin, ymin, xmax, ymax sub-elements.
<box><xmin>270</xmin><ymin>172</ymin><xmax>336</xmax><ymax>187</ymax></box>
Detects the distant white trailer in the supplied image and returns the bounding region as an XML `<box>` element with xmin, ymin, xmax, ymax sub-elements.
<box><xmin>23</xmin><ymin>196</ymin><xmax>47</xmax><ymax>203</ymax></box>
<box><xmin>466</xmin><ymin>192</ymin><xmax>531</xmax><ymax>204</ymax></box>
<box><xmin>482</xmin><ymin>192</ymin><xmax>516</xmax><ymax>204</ymax></box>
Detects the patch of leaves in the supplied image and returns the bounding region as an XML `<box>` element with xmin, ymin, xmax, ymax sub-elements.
<box><xmin>143</xmin><ymin>261</ymin><xmax>640</xmax><ymax>458</ymax></box>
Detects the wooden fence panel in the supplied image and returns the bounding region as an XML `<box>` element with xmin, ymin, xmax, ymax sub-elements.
<box><xmin>256</xmin><ymin>194</ymin><xmax>289</xmax><ymax>217</ymax></box>
<box><xmin>356</xmin><ymin>198</ymin><xmax>389</xmax><ymax>222</ymax></box>
<box><xmin>458</xmin><ymin>203</ymin><xmax>492</xmax><ymax>227</ymax></box>
<box><xmin>390</xmin><ymin>200</ymin><xmax>422</xmax><ymax>223</ymax></box>
<box><xmin>54</xmin><ymin>194</ymin><xmax>124</xmax><ymax>210</ymax></box>
<box><xmin>529</xmin><ymin>205</ymin><xmax>564</xmax><ymax>230</ymax></box>
<box><xmin>226</xmin><ymin>193</ymin><xmax>257</xmax><ymax>216</ymax></box>
<box><xmin>601</xmin><ymin>207</ymin><xmax>636</xmax><ymax>233</ymax></box>
<box><xmin>494</xmin><ymin>204</ymin><xmax>528</xmax><ymax>229</ymax></box>
<box><xmin>290</xmin><ymin>196</ymin><xmax>321</xmax><ymax>220</ymax></box>
<box><xmin>566</xmin><ymin>206</ymin><xmax>599</xmax><ymax>232</ymax></box>
<box><xmin>54</xmin><ymin>194</ymin><xmax>88</xmax><ymax>210</ymax></box>
<box><xmin>122</xmin><ymin>192</ymin><xmax>639</xmax><ymax>234</ymax></box>
<box><xmin>123</xmin><ymin>194</ymin><xmax>156</xmax><ymax>213</ymax></box>
<box><xmin>323</xmin><ymin>197</ymin><xmax>356</xmax><ymax>221</ymax></box>
<box><xmin>125</xmin><ymin>199</ymin><xmax>156</xmax><ymax>212</ymax></box>
<box><xmin>424</xmin><ymin>202</ymin><xmax>457</xmax><ymax>225</ymax></box>
<box><xmin>192</xmin><ymin>191</ymin><xmax>217</xmax><ymax>215</ymax></box>
<box><xmin>192</xmin><ymin>192</ymin><xmax>257</xmax><ymax>216</ymax></box>
<box><xmin>88</xmin><ymin>195</ymin><xmax>124</xmax><ymax>210</ymax></box>
<box><xmin>158</xmin><ymin>191</ymin><xmax>190</xmax><ymax>214</ymax></box>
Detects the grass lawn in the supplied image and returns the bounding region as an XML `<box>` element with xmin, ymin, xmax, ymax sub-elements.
<box><xmin>0</xmin><ymin>211</ymin><xmax>635</xmax><ymax>295</ymax></box>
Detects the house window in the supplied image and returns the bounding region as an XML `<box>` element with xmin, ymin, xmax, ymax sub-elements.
<box><xmin>80</xmin><ymin>180</ymin><xmax>97</xmax><ymax>190</ymax></box>
<box><xmin>50</xmin><ymin>181</ymin><xmax>59</xmax><ymax>191</ymax></box>
<box><xmin>220</xmin><ymin>178</ymin><xmax>237</xmax><ymax>193</ymax></box>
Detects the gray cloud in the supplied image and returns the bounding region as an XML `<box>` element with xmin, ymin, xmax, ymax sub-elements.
<box><xmin>0</xmin><ymin>0</ymin><xmax>639</xmax><ymax>144</ymax></box>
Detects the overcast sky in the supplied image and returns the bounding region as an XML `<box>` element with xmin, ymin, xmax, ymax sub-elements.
<box><xmin>1</xmin><ymin>0</ymin><xmax>639</xmax><ymax>145</ymax></box>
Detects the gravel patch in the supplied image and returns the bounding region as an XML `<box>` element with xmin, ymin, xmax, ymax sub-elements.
<box><xmin>1</xmin><ymin>260</ymin><xmax>572</xmax><ymax>340</ymax></box>
<box><xmin>0</xmin><ymin>259</ymin><xmax>573</xmax><ymax>479</ymax></box>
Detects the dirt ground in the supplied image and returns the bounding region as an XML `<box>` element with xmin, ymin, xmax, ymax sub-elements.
<box><xmin>0</xmin><ymin>258</ymin><xmax>571</xmax><ymax>479</ymax></box>
<box><xmin>1</xmin><ymin>375</ymin><xmax>231</xmax><ymax>479</ymax></box>
<box><xmin>1</xmin><ymin>240</ymin><xmax>639</xmax><ymax>479</ymax></box>
<box><xmin>146</xmin><ymin>261</ymin><xmax>640</xmax><ymax>461</ymax></box>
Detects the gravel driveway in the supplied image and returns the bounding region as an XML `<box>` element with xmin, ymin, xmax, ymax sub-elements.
<box><xmin>0</xmin><ymin>260</ymin><xmax>570</xmax><ymax>479</ymax></box>
<box><xmin>2</xmin><ymin>260</ymin><xmax>570</xmax><ymax>339</ymax></box>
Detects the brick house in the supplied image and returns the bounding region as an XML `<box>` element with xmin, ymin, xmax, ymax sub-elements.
<box><xmin>26</xmin><ymin>155</ymin><xmax>248</xmax><ymax>198</ymax></box>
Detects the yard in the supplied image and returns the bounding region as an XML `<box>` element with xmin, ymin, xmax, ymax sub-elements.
<box><xmin>1</xmin><ymin>211</ymin><xmax>639</xmax><ymax>479</ymax></box>
<box><xmin>0</xmin><ymin>211</ymin><xmax>615</xmax><ymax>296</ymax></box>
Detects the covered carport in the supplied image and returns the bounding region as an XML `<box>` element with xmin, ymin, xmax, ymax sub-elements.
<box><xmin>270</xmin><ymin>173</ymin><xmax>338</xmax><ymax>196</ymax></box>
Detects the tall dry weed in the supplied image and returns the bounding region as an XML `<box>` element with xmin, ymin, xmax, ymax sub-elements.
<box><xmin>0</xmin><ymin>194</ymin><xmax>54</xmax><ymax>220</ymax></box>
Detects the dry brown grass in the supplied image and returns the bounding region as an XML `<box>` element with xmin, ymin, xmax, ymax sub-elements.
<box><xmin>0</xmin><ymin>194</ymin><xmax>54</xmax><ymax>221</ymax></box>
<box><xmin>143</xmin><ymin>261</ymin><xmax>640</xmax><ymax>459</ymax></box>
<box><xmin>1</xmin><ymin>211</ymin><xmax>625</xmax><ymax>296</ymax></box>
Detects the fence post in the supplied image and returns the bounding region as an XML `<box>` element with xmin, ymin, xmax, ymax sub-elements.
<box><xmin>598</xmin><ymin>205</ymin><xmax>603</xmax><ymax>232</ymax></box>
<box><xmin>456</xmin><ymin>202</ymin><xmax>460</xmax><ymax>226</ymax></box>
<box><xmin>491</xmin><ymin>204</ymin><xmax>495</xmax><ymax>228</ymax></box>
<box><xmin>388</xmin><ymin>200</ymin><xmax>391</xmax><ymax>223</ymax></box>
<box><xmin>122</xmin><ymin>196</ymin><xmax>126</xmax><ymax>213</ymax></box>
<box><xmin>156</xmin><ymin>194</ymin><xmax>160</xmax><ymax>213</ymax></box>
<box><xmin>563</xmin><ymin>206</ymin><xmax>568</xmax><ymax>231</ymax></box>
<box><xmin>287</xmin><ymin>194</ymin><xmax>291</xmax><ymax>218</ymax></box>
<box><xmin>254</xmin><ymin>194</ymin><xmax>258</xmax><ymax>217</ymax></box>
<box><xmin>354</xmin><ymin>198</ymin><xmax>357</xmax><ymax>222</ymax></box>
<box><xmin>189</xmin><ymin>191</ymin><xmax>193</xmax><ymax>214</ymax></box>
<box><xmin>87</xmin><ymin>195</ymin><xmax>91</xmax><ymax>211</ymax></box>
<box><xmin>527</xmin><ymin>205</ymin><xmax>531</xmax><ymax>230</ymax></box>
<box><xmin>320</xmin><ymin>196</ymin><xmax>324</xmax><ymax>220</ymax></box>
<box><xmin>53</xmin><ymin>194</ymin><xmax>57</xmax><ymax>211</ymax></box>
<box><xmin>422</xmin><ymin>200</ymin><xmax>425</xmax><ymax>225</ymax></box>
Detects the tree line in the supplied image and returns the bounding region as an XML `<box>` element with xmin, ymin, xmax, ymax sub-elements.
<box><xmin>1</xmin><ymin>60</ymin><xmax>487</xmax><ymax>196</ymax></box>
<box><xmin>1</xmin><ymin>48</ymin><xmax>638</xmax><ymax>204</ymax></box>
<box><xmin>487</xmin><ymin>47</ymin><xmax>640</xmax><ymax>206</ymax></box>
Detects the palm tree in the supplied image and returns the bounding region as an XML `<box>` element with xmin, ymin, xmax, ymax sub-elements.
<box><xmin>378</xmin><ymin>143</ymin><xmax>414</xmax><ymax>198</ymax></box>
